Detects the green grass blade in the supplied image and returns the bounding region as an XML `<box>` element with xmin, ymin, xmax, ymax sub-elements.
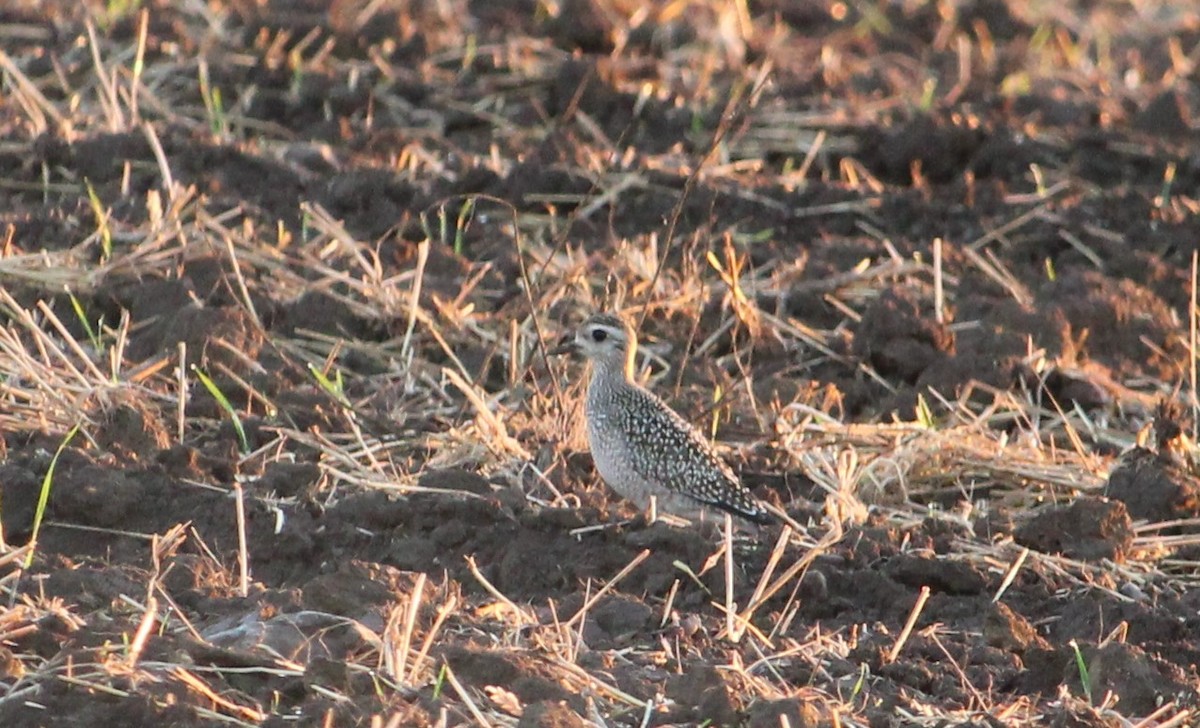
<box><xmin>1069</xmin><ymin>640</ymin><xmax>1092</xmax><ymax>704</ymax></box>
<box><xmin>66</xmin><ymin>291</ymin><xmax>102</xmax><ymax>350</ymax></box>
<box><xmin>24</xmin><ymin>424</ymin><xmax>80</xmax><ymax>568</ymax></box>
<box><xmin>84</xmin><ymin>180</ymin><xmax>112</xmax><ymax>260</ymax></box>
<box><xmin>193</xmin><ymin>365</ymin><xmax>250</xmax><ymax>454</ymax></box>
<box><xmin>308</xmin><ymin>363</ymin><xmax>351</xmax><ymax>407</ymax></box>
<box><xmin>453</xmin><ymin>197</ymin><xmax>476</xmax><ymax>256</ymax></box>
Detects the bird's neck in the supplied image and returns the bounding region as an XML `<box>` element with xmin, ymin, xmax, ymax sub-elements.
<box><xmin>591</xmin><ymin>354</ymin><xmax>633</xmax><ymax>385</ymax></box>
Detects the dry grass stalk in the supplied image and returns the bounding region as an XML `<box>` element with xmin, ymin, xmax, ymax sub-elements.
<box><xmin>0</xmin><ymin>49</ymin><xmax>66</xmax><ymax>133</ymax></box>
<box><xmin>564</xmin><ymin>548</ymin><xmax>651</xmax><ymax>629</ymax></box>
<box><xmin>394</xmin><ymin>572</ymin><xmax>426</xmax><ymax>685</ymax></box>
<box><xmin>123</xmin><ymin>525</ymin><xmax>188</xmax><ymax>669</ymax></box>
<box><xmin>232</xmin><ymin>482</ymin><xmax>250</xmax><ymax>597</ymax></box>
<box><xmin>443</xmin><ymin>367</ymin><xmax>530</xmax><ymax>460</ymax></box>
<box><xmin>992</xmin><ymin>547</ymin><xmax>1030</xmax><ymax>603</ymax></box>
<box><xmin>465</xmin><ymin>555</ymin><xmax>532</xmax><ymax>626</ymax></box>
<box><xmin>409</xmin><ymin>592</ymin><xmax>459</xmax><ymax>685</ymax></box>
<box><xmin>1192</xmin><ymin>249</ymin><xmax>1199</xmax><ymax>442</ymax></box>
<box><xmin>1134</xmin><ymin>705</ymin><xmax>1192</xmax><ymax>728</ymax></box>
<box><xmin>724</xmin><ymin>524</ymin><xmax>791</xmax><ymax>642</ymax></box>
<box><xmin>736</xmin><ymin>527</ymin><xmax>840</xmax><ymax>633</ymax></box>
<box><xmin>440</xmin><ymin>663</ymin><xmax>494</xmax><ymax>728</ymax></box>
<box><xmin>171</xmin><ymin>666</ymin><xmax>266</xmax><ymax>722</ymax></box>
<box><xmin>723</xmin><ymin>513</ymin><xmax>736</xmax><ymax>640</ymax></box>
<box><xmin>548</xmin><ymin>656</ymin><xmax>647</xmax><ymax>708</ymax></box>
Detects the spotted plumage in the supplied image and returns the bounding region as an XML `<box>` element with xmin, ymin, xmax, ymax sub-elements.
<box><xmin>554</xmin><ymin>312</ymin><xmax>773</xmax><ymax>525</ymax></box>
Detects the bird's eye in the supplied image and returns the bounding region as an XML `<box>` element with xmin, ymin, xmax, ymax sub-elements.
<box><xmin>591</xmin><ymin>328</ymin><xmax>608</xmax><ymax>343</ymax></box>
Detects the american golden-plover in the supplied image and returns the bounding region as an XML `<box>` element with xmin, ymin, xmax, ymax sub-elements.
<box><xmin>552</xmin><ymin>312</ymin><xmax>773</xmax><ymax>525</ymax></box>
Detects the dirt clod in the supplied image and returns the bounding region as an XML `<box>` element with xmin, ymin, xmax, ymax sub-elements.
<box><xmin>984</xmin><ymin>601</ymin><xmax>1050</xmax><ymax>654</ymax></box>
<box><xmin>1106</xmin><ymin>448</ymin><xmax>1200</xmax><ymax>524</ymax></box>
<box><xmin>1014</xmin><ymin>497</ymin><xmax>1134</xmax><ymax>562</ymax></box>
<box><xmin>745</xmin><ymin>698</ymin><xmax>827</xmax><ymax>728</ymax></box>
<box><xmin>665</xmin><ymin>664</ymin><xmax>738</xmax><ymax>725</ymax></box>
<box><xmin>517</xmin><ymin>701</ymin><xmax>587</xmax><ymax>728</ymax></box>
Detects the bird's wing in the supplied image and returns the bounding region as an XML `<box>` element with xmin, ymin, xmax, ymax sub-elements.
<box><xmin>620</xmin><ymin>388</ymin><xmax>772</xmax><ymax>523</ymax></box>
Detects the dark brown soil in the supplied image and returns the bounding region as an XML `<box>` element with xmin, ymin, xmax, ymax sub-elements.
<box><xmin>3</xmin><ymin>0</ymin><xmax>1200</xmax><ymax>726</ymax></box>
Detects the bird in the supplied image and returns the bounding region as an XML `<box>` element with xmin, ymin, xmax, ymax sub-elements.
<box><xmin>551</xmin><ymin>311</ymin><xmax>774</xmax><ymax>525</ymax></box>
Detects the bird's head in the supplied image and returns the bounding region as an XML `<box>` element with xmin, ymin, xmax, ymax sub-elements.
<box><xmin>551</xmin><ymin>312</ymin><xmax>637</xmax><ymax>377</ymax></box>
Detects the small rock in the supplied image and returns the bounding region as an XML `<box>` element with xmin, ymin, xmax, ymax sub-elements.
<box><xmin>1118</xmin><ymin>582</ymin><xmax>1148</xmax><ymax>601</ymax></box>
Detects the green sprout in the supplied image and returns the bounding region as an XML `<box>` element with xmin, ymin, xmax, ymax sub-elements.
<box><xmin>432</xmin><ymin>664</ymin><xmax>448</xmax><ymax>700</ymax></box>
<box><xmin>289</xmin><ymin>48</ymin><xmax>305</xmax><ymax>96</ymax></box>
<box><xmin>84</xmin><ymin>180</ymin><xmax>112</xmax><ymax>260</ymax></box>
<box><xmin>1069</xmin><ymin>640</ymin><xmax>1092</xmax><ymax>703</ymax></box>
<box><xmin>453</xmin><ymin>197</ymin><xmax>476</xmax><ymax>256</ymax></box>
<box><xmin>1159</xmin><ymin>162</ymin><xmax>1177</xmax><ymax>208</ymax></box>
<box><xmin>308</xmin><ymin>363</ymin><xmax>351</xmax><ymax>408</ymax></box>
<box><xmin>99</xmin><ymin>0</ymin><xmax>142</xmax><ymax>29</ymax></box>
<box><xmin>672</xmin><ymin>560</ymin><xmax>712</xmax><ymax>596</ymax></box>
<box><xmin>193</xmin><ymin>366</ymin><xmax>249</xmax><ymax>454</ymax></box>
<box><xmin>855</xmin><ymin>1</ymin><xmax>892</xmax><ymax>37</ymax></box>
<box><xmin>461</xmin><ymin>34</ymin><xmax>478</xmax><ymax>72</ymax></box>
<box><xmin>25</xmin><ymin>424</ymin><xmax>81</xmax><ymax>568</ymax></box>
<box><xmin>918</xmin><ymin>78</ymin><xmax>937</xmax><ymax>111</ymax></box>
<box><xmin>209</xmin><ymin>87</ymin><xmax>226</xmax><ymax>138</ymax></box>
<box><xmin>1029</xmin><ymin>23</ymin><xmax>1053</xmax><ymax>55</ymax></box>
<box><xmin>66</xmin><ymin>291</ymin><xmax>104</xmax><ymax>352</ymax></box>
<box><xmin>914</xmin><ymin>392</ymin><xmax>935</xmax><ymax>429</ymax></box>
<box><xmin>198</xmin><ymin>66</ymin><xmax>227</xmax><ymax>139</ymax></box>
<box><xmin>421</xmin><ymin>197</ymin><xmax>478</xmax><ymax>256</ymax></box>
<box><xmin>301</xmin><ymin>208</ymin><xmax>313</xmax><ymax>243</ymax></box>
<box><xmin>849</xmin><ymin>662</ymin><xmax>868</xmax><ymax>702</ymax></box>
